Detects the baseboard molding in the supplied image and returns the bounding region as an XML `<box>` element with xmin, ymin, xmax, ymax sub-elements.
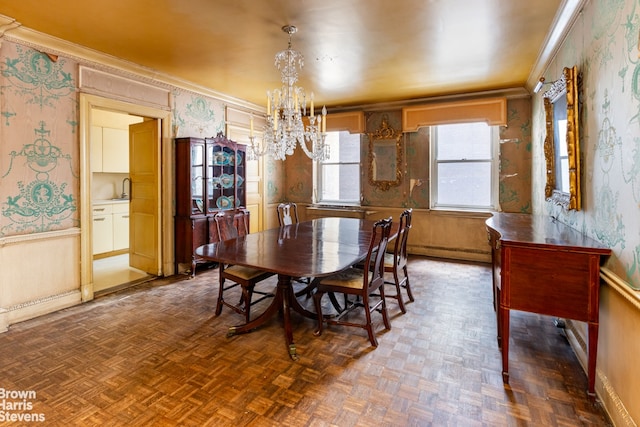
<box><xmin>1</xmin><ymin>290</ymin><xmax>81</xmax><ymax>332</ymax></box>
<box><xmin>409</xmin><ymin>244</ymin><xmax>491</xmax><ymax>263</ymax></box>
<box><xmin>565</xmin><ymin>323</ymin><xmax>635</xmax><ymax>427</ymax></box>
<box><xmin>563</xmin><ymin>266</ymin><xmax>639</xmax><ymax>427</ymax></box>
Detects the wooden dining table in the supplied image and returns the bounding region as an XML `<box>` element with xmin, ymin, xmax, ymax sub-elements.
<box><xmin>194</xmin><ymin>217</ymin><xmax>389</xmax><ymax>360</ymax></box>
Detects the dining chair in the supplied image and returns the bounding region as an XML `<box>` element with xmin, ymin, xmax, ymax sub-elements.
<box><xmin>383</xmin><ymin>208</ymin><xmax>414</xmax><ymax>313</ymax></box>
<box><xmin>275</xmin><ymin>202</ymin><xmax>315</xmax><ymax>294</ymax></box>
<box><xmin>214</xmin><ymin>209</ymin><xmax>275</xmax><ymax>322</ymax></box>
<box><xmin>277</xmin><ymin>202</ymin><xmax>299</xmax><ymax>226</ymax></box>
<box><xmin>312</xmin><ymin>217</ymin><xmax>393</xmax><ymax>347</ymax></box>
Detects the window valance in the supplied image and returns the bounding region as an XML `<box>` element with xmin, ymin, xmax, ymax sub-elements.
<box><xmin>325</xmin><ymin>111</ymin><xmax>365</xmax><ymax>134</ymax></box>
<box><xmin>402</xmin><ymin>97</ymin><xmax>507</xmax><ymax>132</ymax></box>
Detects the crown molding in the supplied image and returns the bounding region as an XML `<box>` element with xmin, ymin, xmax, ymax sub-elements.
<box><xmin>0</xmin><ymin>14</ymin><xmax>263</xmax><ymax>112</ymax></box>
<box><xmin>526</xmin><ymin>0</ymin><xmax>587</xmax><ymax>92</ymax></box>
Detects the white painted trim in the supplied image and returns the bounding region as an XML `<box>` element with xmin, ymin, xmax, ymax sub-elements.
<box><xmin>526</xmin><ymin>0</ymin><xmax>587</xmax><ymax>91</ymax></box>
<box><xmin>79</xmin><ymin>93</ymin><xmax>173</xmax><ymax>302</ymax></box>
<box><xmin>0</xmin><ymin>227</ymin><xmax>79</xmax><ymax>246</ymax></box>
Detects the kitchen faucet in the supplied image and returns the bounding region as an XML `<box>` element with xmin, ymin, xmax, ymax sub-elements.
<box><xmin>121</xmin><ymin>177</ymin><xmax>131</xmax><ymax>199</ymax></box>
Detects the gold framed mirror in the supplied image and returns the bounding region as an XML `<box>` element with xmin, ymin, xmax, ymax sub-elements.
<box><xmin>368</xmin><ymin>115</ymin><xmax>403</xmax><ymax>191</ymax></box>
<box><xmin>543</xmin><ymin>65</ymin><xmax>581</xmax><ymax>210</ymax></box>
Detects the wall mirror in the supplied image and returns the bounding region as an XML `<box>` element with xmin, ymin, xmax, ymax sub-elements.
<box><xmin>543</xmin><ymin>65</ymin><xmax>581</xmax><ymax>210</ymax></box>
<box><xmin>368</xmin><ymin>115</ymin><xmax>403</xmax><ymax>191</ymax></box>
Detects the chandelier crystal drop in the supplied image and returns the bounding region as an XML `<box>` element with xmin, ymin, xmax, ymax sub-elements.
<box><xmin>248</xmin><ymin>25</ymin><xmax>329</xmax><ymax>161</ymax></box>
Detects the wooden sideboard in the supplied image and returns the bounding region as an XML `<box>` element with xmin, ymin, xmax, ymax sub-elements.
<box><xmin>485</xmin><ymin>213</ymin><xmax>610</xmax><ymax>396</ymax></box>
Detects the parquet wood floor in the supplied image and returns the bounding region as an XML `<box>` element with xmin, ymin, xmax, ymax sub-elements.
<box><xmin>0</xmin><ymin>257</ymin><xmax>611</xmax><ymax>426</ymax></box>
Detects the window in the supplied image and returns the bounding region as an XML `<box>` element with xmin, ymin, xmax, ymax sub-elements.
<box><xmin>316</xmin><ymin>131</ymin><xmax>361</xmax><ymax>204</ymax></box>
<box><xmin>430</xmin><ymin>122</ymin><xmax>498</xmax><ymax>210</ymax></box>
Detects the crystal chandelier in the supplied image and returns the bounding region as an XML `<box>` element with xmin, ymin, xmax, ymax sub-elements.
<box><xmin>248</xmin><ymin>25</ymin><xmax>329</xmax><ymax>161</ymax></box>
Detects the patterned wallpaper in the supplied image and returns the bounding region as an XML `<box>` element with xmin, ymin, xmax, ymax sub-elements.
<box><xmin>0</xmin><ymin>42</ymin><xmax>79</xmax><ymax>236</ymax></box>
<box><xmin>0</xmin><ymin>40</ymin><xmax>228</xmax><ymax>238</ymax></box>
<box><xmin>500</xmin><ymin>97</ymin><xmax>533</xmax><ymax>214</ymax></box>
<box><xmin>172</xmin><ymin>91</ymin><xmax>225</xmax><ymax>139</ymax></box>
<box><xmin>533</xmin><ymin>0</ymin><xmax>640</xmax><ymax>289</ymax></box>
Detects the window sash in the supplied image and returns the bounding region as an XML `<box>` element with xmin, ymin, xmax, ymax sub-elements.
<box><xmin>431</xmin><ymin>124</ymin><xmax>498</xmax><ymax>211</ymax></box>
<box><xmin>316</xmin><ymin>131</ymin><xmax>361</xmax><ymax>205</ymax></box>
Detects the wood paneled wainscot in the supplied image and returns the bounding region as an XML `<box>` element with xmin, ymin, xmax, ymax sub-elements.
<box><xmin>485</xmin><ymin>213</ymin><xmax>610</xmax><ymax>396</ymax></box>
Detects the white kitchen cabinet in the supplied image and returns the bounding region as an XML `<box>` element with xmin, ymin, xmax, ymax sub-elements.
<box><xmin>102</xmin><ymin>127</ymin><xmax>129</xmax><ymax>173</ymax></box>
<box><xmin>92</xmin><ymin>202</ymin><xmax>129</xmax><ymax>254</ymax></box>
<box><xmin>92</xmin><ymin>204</ymin><xmax>114</xmax><ymax>254</ymax></box>
<box><xmin>112</xmin><ymin>203</ymin><xmax>130</xmax><ymax>251</ymax></box>
<box><xmin>90</xmin><ymin>126</ymin><xmax>129</xmax><ymax>173</ymax></box>
<box><xmin>90</xmin><ymin>125</ymin><xmax>104</xmax><ymax>172</ymax></box>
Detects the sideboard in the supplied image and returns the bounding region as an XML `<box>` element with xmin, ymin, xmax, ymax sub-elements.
<box><xmin>485</xmin><ymin>212</ymin><xmax>610</xmax><ymax>396</ymax></box>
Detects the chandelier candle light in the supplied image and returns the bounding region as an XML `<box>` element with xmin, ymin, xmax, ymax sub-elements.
<box><xmin>248</xmin><ymin>25</ymin><xmax>329</xmax><ymax>161</ymax></box>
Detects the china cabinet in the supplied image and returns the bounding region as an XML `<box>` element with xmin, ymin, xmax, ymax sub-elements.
<box><xmin>174</xmin><ymin>133</ymin><xmax>246</xmax><ymax>275</ymax></box>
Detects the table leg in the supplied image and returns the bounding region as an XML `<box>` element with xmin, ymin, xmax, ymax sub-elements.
<box><xmin>289</xmin><ymin>284</ymin><xmax>318</xmax><ymax>320</ymax></box>
<box><xmin>500</xmin><ymin>305</ymin><xmax>510</xmax><ymax>384</ymax></box>
<box><xmin>280</xmin><ymin>276</ymin><xmax>297</xmax><ymax>360</ymax></box>
<box><xmin>227</xmin><ymin>274</ymin><xmax>301</xmax><ymax>360</ymax></box>
<box><xmin>227</xmin><ymin>283</ymin><xmax>283</xmax><ymax>336</ymax></box>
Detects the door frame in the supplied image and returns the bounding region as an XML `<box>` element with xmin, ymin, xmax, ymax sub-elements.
<box><xmin>79</xmin><ymin>93</ymin><xmax>173</xmax><ymax>302</ymax></box>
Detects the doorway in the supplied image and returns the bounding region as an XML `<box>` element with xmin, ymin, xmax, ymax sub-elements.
<box><xmin>90</xmin><ymin>109</ymin><xmax>147</xmax><ymax>293</ymax></box>
<box><xmin>79</xmin><ymin>94</ymin><xmax>173</xmax><ymax>301</ymax></box>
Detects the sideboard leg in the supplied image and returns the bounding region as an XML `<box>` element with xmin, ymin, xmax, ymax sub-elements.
<box><xmin>587</xmin><ymin>321</ymin><xmax>599</xmax><ymax>397</ymax></box>
<box><xmin>500</xmin><ymin>305</ymin><xmax>510</xmax><ymax>384</ymax></box>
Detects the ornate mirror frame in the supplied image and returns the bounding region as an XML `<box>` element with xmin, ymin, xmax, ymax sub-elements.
<box><xmin>543</xmin><ymin>65</ymin><xmax>581</xmax><ymax>210</ymax></box>
<box><xmin>368</xmin><ymin>115</ymin><xmax>403</xmax><ymax>191</ymax></box>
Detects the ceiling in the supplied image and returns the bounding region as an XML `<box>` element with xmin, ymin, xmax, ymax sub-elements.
<box><xmin>0</xmin><ymin>0</ymin><xmax>566</xmax><ymax>109</ymax></box>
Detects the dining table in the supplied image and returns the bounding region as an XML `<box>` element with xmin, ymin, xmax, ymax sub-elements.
<box><xmin>194</xmin><ymin>216</ymin><xmax>392</xmax><ymax>360</ymax></box>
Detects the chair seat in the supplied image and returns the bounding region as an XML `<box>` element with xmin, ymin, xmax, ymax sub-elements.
<box><xmin>319</xmin><ymin>268</ymin><xmax>365</xmax><ymax>290</ymax></box>
<box><xmin>225</xmin><ymin>265</ymin><xmax>271</xmax><ymax>281</ymax></box>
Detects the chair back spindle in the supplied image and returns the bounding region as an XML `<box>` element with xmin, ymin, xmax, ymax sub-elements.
<box><xmin>277</xmin><ymin>202</ymin><xmax>299</xmax><ymax>226</ymax></box>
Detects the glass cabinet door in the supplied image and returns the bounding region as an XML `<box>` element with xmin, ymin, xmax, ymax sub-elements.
<box><xmin>206</xmin><ymin>143</ymin><xmax>218</xmax><ymax>213</ymax></box>
<box><xmin>235</xmin><ymin>147</ymin><xmax>246</xmax><ymax>208</ymax></box>
<box><xmin>191</xmin><ymin>143</ymin><xmax>205</xmax><ymax>214</ymax></box>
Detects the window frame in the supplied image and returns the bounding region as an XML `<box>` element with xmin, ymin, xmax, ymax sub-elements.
<box><xmin>429</xmin><ymin>123</ymin><xmax>500</xmax><ymax>212</ymax></box>
<box><xmin>314</xmin><ymin>130</ymin><xmax>362</xmax><ymax>206</ymax></box>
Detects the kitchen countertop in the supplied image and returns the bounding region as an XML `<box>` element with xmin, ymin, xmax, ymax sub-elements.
<box><xmin>93</xmin><ymin>199</ymin><xmax>130</xmax><ymax>205</ymax></box>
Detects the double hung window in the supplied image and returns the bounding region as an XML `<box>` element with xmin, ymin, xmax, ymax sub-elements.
<box><xmin>316</xmin><ymin>131</ymin><xmax>361</xmax><ymax>205</ymax></box>
<box><xmin>430</xmin><ymin>122</ymin><xmax>498</xmax><ymax>210</ymax></box>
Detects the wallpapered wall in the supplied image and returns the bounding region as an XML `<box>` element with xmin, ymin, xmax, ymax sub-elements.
<box><xmin>533</xmin><ymin>0</ymin><xmax>640</xmax><ymax>289</ymax></box>
<box><xmin>0</xmin><ymin>43</ymin><xmax>79</xmax><ymax>236</ymax></box>
<box><xmin>0</xmin><ymin>40</ymin><xmax>227</xmax><ymax>238</ymax></box>
<box><xmin>283</xmin><ymin>99</ymin><xmax>532</xmax><ymax>214</ymax></box>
